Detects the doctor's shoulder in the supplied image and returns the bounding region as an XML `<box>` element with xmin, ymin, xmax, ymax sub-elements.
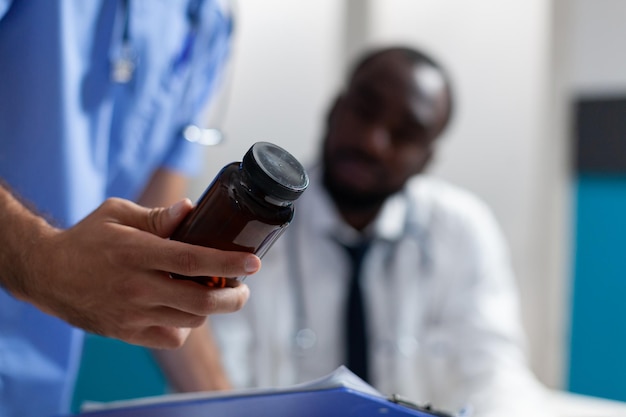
<box><xmin>405</xmin><ymin>175</ymin><xmax>506</xmax><ymax>242</ymax></box>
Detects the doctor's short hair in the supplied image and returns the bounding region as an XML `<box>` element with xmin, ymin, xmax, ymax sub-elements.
<box><xmin>345</xmin><ymin>45</ymin><xmax>455</xmax><ymax>131</ymax></box>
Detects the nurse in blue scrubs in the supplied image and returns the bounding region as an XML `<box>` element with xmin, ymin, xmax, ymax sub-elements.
<box><xmin>0</xmin><ymin>1</ymin><xmax>259</xmax><ymax>415</ymax></box>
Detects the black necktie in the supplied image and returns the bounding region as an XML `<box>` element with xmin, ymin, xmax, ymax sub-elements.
<box><xmin>341</xmin><ymin>240</ymin><xmax>371</xmax><ymax>382</ymax></box>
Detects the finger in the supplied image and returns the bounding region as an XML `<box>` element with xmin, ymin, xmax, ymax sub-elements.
<box><xmin>103</xmin><ymin>197</ymin><xmax>194</xmax><ymax>238</ymax></box>
<box><xmin>158</xmin><ymin>278</ymin><xmax>251</xmax><ymax>316</ymax></box>
<box><xmin>156</xmin><ymin>199</ymin><xmax>194</xmax><ymax>238</ymax></box>
<box><xmin>138</xmin><ymin>271</ymin><xmax>251</xmax><ymax>316</ymax></box>
<box><xmin>103</xmin><ymin>198</ymin><xmax>262</xmax><ymax>277</ymax></box>
<box><xmin>148</xmin><ymin>238</ymin><xmax>262</xmax><ymax>278</ymax></box>
<box><xmin>122</xmin><ymin>268</ymin><xmax>251</xmax><ymax>316</ymax></box>
<box><xmin>192</xmin><ymin>283</ymin><xmax>251</xmax><ymax>315</ymax></box>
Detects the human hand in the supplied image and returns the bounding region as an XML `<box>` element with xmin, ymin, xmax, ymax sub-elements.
<box><xmin>15</xmin><ymin>197</ymin><xmax>260</xmax><ymax>349</ymax></box>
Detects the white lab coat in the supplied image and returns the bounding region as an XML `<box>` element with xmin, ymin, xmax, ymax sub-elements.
<box><xmin>212</xmin><ymin>166</ymin><xmax>553</xmax><ymax>417</ymax></box>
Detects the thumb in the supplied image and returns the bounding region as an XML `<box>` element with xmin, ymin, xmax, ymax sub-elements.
<box><xmin>147</xmin><ymin>198</ymin><xmax>194</xmax><ymax>238</ymax></box>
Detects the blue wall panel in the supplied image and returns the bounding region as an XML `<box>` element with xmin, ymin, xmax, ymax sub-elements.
<box><xmin>568</xmin><ymin>175</ymin><xmax>626</xmax><ymax>401</ymax></box>
<box><xmin>71</xmin><ymin>334</ymin><xmax>168</xmax><ymax>413</ymax></box>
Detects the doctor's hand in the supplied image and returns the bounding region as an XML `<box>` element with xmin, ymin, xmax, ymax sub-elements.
<box><xmin>4</xmin><ymin>196</ymin><xmax>260</xmax><ymax>349</ymax></box>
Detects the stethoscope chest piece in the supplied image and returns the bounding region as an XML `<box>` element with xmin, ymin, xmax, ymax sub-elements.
<box><xmin>111</xmin><ymin>43</ymin><xmax>136</xmax><ymax>84</ymax></box>
<box><xmin>294</xmin><ymin>327</ymin><xmax>317</xmax><ymax>352</ymax></box>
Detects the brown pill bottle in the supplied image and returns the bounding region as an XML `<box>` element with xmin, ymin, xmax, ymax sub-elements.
<box><xmin>169</xmin><ymin>141</ymin><xmax>309</xmax><ymax>287</ymax></box>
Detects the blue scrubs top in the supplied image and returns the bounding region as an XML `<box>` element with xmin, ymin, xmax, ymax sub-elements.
<box><xmin>0</xmin><ymin>1</ymin><xmax>232</xmax><ymax>415</ymax></box>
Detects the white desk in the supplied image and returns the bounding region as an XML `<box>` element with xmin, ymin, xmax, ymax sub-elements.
<box><xmin>552</xmin><ymin>390</ymin><xmax>626</xmax><ymax>417</ymax></box>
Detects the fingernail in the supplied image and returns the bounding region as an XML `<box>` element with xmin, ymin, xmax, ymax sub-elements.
<box><xmin>169</xmin><ymin>199</ymin><xmax>188</xmax><ymax>218</ymax></box>
<box><xmin>244</xmin><ymin>256</ymin><xmax>260</xmax><ymax>273</ymax></box>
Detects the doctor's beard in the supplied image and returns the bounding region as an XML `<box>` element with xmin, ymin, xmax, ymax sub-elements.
<box><xmin>322</xmin><ymin>167</ymin><xmax>394</xmax><ymax>212</ymax></box>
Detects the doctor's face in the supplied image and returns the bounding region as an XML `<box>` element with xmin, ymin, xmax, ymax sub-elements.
<box><xmin>322</xmin><ymin>51</ymin><xmax>451</xmax><ymax>209</ymax></box>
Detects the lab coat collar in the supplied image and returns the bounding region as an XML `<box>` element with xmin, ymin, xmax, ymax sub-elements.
<box><xmin>375</xmin><ymin>175</ymin><xmax>434</xmax><ymax>242</ymax></box>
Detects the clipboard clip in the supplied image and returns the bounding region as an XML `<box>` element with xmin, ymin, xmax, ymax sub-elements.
<box><xmin>388</xmin><ymin>394</ymin><xmax>462</xmax><ymax>417</ymax></box>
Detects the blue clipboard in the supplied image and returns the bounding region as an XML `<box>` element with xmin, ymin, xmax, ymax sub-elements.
<box><xmin>72</xmin><ymin>387</ymin><xmax>450</xmax><ymax>417</ymax></box>
<box><xmin>69</xmin><ymin>367</ymin><xmax>456</xmax><ymax>417</ymax></box>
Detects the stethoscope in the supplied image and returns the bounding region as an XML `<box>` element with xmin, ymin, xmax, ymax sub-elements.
<box><xmin>110</xmin><ymin>0</ymin><xmax>136</xmax><ymax>84</ymax></box>
<box><xmin>286</xmin><ymin>189</ymin><xmax>434</xmax><ymax>360</ymax></box>
<box><xmin>110</xmin><ymin>0</ymin><xmax>227</xmax><ymax>146</ymax></box>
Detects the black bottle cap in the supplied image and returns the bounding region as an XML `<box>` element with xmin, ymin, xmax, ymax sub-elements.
<box><xmin>242</xmin><ymin>142</ymin><xmax>309</xmax><ymax>202</ymax></box>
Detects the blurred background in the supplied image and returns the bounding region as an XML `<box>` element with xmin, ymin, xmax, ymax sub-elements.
<box><xmin>73</xmin><ymin>0</ymin><xmax>626</xmax><ymax>409</ymax></box>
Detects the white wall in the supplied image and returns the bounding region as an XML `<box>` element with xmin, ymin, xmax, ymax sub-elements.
<box><xmin>190</xmin><ymin>0</ymin><xmax>347</xmax><ymax>198</ymax></box>
<box><xmin>191</xmin><ymin>0</ymin><xmax>570</xmax><ymax>389</ymax></box>
<box><xmin>564</xmin><ymin>0</ymin><xmax>626</xmax><ymax>94</ymax></box>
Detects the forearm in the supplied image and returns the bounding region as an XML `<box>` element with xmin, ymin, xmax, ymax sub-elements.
<box><xmin>0</xmin><ymin>183</ymin><xmax>56</xmax><ymax>300</ymax></box>
<box><xmin>137</xmin><ymin>167</ymin><xmax>189</xmax><ymax>208</ymax></box>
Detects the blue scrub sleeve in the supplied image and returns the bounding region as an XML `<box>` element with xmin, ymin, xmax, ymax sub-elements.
<box><xmin>161</xmin><ymin>0</ymin><xmax>233</xmax><ymax>178</ymax></box>
<box><xmin>162</xmin><ymin>134</ymin><xmax>205</xmax><ymax>177</ymax></box>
